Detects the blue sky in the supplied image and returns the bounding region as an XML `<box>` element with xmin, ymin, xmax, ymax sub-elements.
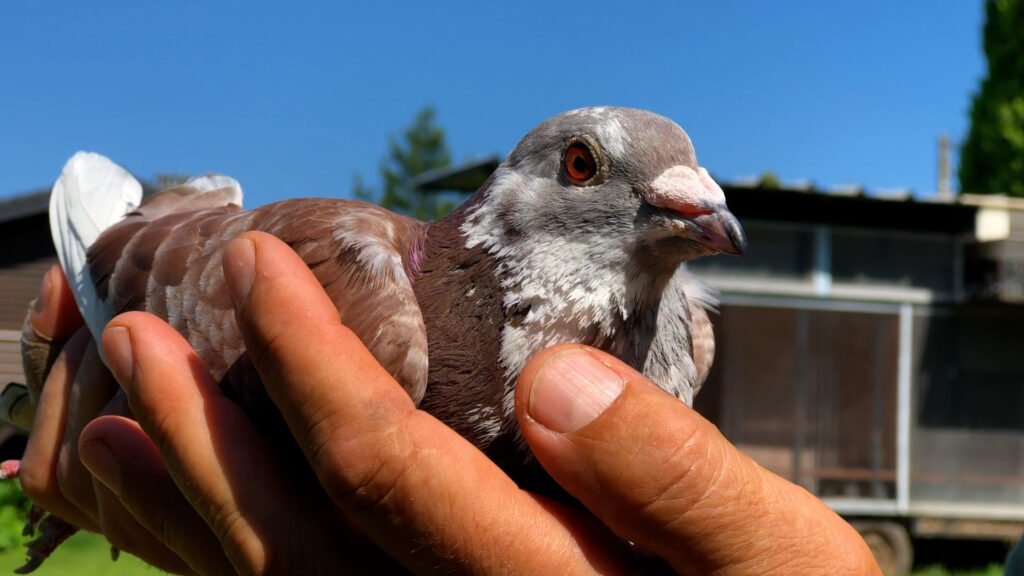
<box><xmin>1</xmin><ymin>1</ymin><xmax>985</xmax><ymax>208</ymax></box>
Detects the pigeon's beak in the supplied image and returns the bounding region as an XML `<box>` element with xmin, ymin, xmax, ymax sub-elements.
<box><xmin>688</xmin><ymin>209</ymin><xmax>747</xmax><ymax>256</ymax></box>
<box><xmin>645</xmin><ymin>165</ymin><xmax>747</xmax><ymax>256</ymax></box>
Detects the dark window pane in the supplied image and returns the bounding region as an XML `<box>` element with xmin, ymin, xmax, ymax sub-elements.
<box><xmin>910</xmin><ymin>305</ymin><xmax>1024</xmax><ymax>506</ymax></box>
<box><xmin>698</xmin><ymin>304</ymin><xmax>898</xmax><ymax>500</ymax></box>
<box><xmin>832</xmin><ymin>230</ymin><xmax>954</xmax><ymax>292</ymax></box>
<box><xmin>688</xmin><ymin>221</ymin><xmax>813</xmax><ymax>280</ymax></box>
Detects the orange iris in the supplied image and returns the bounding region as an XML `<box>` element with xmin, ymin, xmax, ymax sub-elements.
<box><xmin>564</xmin><ymin>142</ymin><xmax>597</xmax><ymax>184</ymax></box>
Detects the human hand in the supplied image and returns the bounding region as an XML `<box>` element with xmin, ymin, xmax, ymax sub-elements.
<box><xmin>15</xmin><ymin>265</ymin><xmax>214</xmax><ymax>574</ymax></box>
<box><xmin>18</xmin><ymin>245</ymin><xmax>634</xmax><ymax>574</ymax></box>
<box><xmin>22</xmin><ymin>233</ymin><xmax>881</xmax><ymax>574</ymax></box>
<box><xmin>17</xmin><ymin>265</ymin><xmax>415</xmax><ymax>573</ymax></box>
<box><xmin>517</xmin><ymin>346</ymin><xmax>880</xmax><ymax>575</ymax></box>
<box><xmin>77</xmin><ymin>232</ymin><xmax>637</xmax><ymax>574</ymax></box>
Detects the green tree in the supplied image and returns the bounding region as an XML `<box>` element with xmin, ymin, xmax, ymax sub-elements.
<box><xmin>959</xmin><ymin>0</ymin><xmax>1024</xmax><ymax>197</ymax></box>
<box><xmin>758</xmin><ymin>171</ymin><xmax>781</xmax><ymax>189</ymax></box>
<box><xmin>354</xmin><ymin>106</ymin><xmax>456</xmax><ymax>219</ymax></box>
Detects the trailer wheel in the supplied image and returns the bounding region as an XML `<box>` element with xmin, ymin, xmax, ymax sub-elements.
<box><xmin>852</xmin><ymin>521</ymin><xmax>913</xmax><ymax>576</ymax></box>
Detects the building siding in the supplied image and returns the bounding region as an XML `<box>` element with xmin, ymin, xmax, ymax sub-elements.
<box><xmin>0</xmin><ymin>210</ymin><xmax>57</xmax><ymax>331</ymax></box>
<box><xmin>0</xmin><ymin>330</ymin><xmax>23</xmax><ymax>386</ymax></box>
<box><xmin>0</xmin><ymin>257</ymin><xmax>55</xmax><ymax>331</ymax></box>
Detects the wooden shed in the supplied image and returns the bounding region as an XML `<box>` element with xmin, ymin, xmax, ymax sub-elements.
<box><xmin>0</xmin><ymin>190</ymin><xmax>56</xmax><ymax>386</ymax></box>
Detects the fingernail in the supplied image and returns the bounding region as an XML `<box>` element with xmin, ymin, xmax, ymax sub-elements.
<box><xmin>32</xmin><ymin>266</ymin><xmax>56</xmax><ymax>315</ymax></box>
<box><xmin>223</xmin><ymin>238</ymin><xmax>255</xmax><ymax>306</ymax></box>
<box><xmin>104</xmin><ymin>326</ymin><xmax>134</xmax><ymax>385</ymax></box>
<box><xmin>528</xmin><ymin>349</ymin><xmax>625</xmax><ymax>433</ymax></box>
<box><xmin>80</xmin><ymin>439</ymin><xmax>121</xmax><ymax>497</ymax></box>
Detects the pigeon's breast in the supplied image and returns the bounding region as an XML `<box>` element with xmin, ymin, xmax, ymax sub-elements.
<box><xmin>413</xmin><ymin>215</ymin><xmax>526</xmax><ymax>466</ymax></box>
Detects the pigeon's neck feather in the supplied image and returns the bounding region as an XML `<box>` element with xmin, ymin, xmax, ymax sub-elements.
<box><xmin>460</xmin><ymin>170</ymin><xmax>654</xmax><ymax>360</ymax></box>
<box><xmin>454</xmin><ymin>169</ymin><xmax>694</xmax><ymax>448</ymax></box>
<box><xmin>414</xmin><ymin>206</ymin><xmax>521</xmax><ymax>465</ymax></box>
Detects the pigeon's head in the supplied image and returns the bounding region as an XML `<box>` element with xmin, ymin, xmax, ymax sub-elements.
<box><xmin>467</xmin><ymin>107</ymin><xmax>745</xmax><ymax>276</ymax></box>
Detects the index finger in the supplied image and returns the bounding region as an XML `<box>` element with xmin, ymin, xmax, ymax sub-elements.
<box><xmin>21</xmin><ymin>265</ymin><xmax>84</xmax><ymax>402</ymax></box>
<box><xmin>27</xmin><ymin>265</ymin><xmax>83</xmax><ymax>342</ymax></box>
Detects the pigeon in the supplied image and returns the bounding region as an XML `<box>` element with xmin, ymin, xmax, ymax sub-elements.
<box><xmin>12</xmin><ymin>106</ymin><xmax>746</xmax><ymax>570</ymax></box>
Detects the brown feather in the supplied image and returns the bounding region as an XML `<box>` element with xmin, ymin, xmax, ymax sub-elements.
<box><xmin>87</xmin><ymin>194</ymin><xmax>430</xmax><ymax>411</ymax></box>
<box><xmin>687</xmin><ymin>299</ymin><xmax>715</xmax><ymax>395</ymax></box>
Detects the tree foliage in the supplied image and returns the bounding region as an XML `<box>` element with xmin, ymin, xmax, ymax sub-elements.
<box><xmin>353</xmin><ymin>106</ymin><xmax>456</xmax><ymax>219</ymax></box>
<box><xmin>959</xmin><ymin>0</ymin><xmax>1024</xmax><ymax>197</ymax></box>
<box><xmin>758</xmin><ymin>171</ymin><xmax>781</xmax><ymax>189</ymax></box>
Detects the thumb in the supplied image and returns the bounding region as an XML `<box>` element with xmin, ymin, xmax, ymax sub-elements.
<box><xmin>516</xmin><ymin>344</ymin><xmax>880</xmax><ymax>576</ymax></box>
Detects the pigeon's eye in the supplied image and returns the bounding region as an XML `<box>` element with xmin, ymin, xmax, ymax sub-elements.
<box><xmin>564</xmin><ymin>141</ymin><xmax>598</xmax><ymax>184</ymax></box>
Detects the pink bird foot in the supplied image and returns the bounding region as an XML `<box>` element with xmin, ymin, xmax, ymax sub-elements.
<box><xmin>0</xmin><ymin>459</ymin><xmax>20</xmax><ymax>480</ymax></box>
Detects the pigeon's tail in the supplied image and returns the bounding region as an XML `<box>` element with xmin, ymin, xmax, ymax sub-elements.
<box><xmin>49</xmin><ymin>152</ymin><xmax>142</xmax><ymax>341</ymax></box>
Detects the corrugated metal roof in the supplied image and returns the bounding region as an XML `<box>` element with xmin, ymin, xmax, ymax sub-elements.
<box><xmin>410</xmin><ymin>155</ymin><xmax>502</xmax><ymax>192</ymax></box>
<box><xmin>720</xmin><ymin>177</ymin><xmax>1024</xmax><ymax>209</ymax></box>
<box><xmin>959</xmin><ymin>193</ymin><xmax>1024</xmax><ymax>211</ymax></box>
<box><xmin>6</xmin><ymin>159</ymin><xmax>1024</xmax><ymax>226</ymax></box>
<box><xmin>0</xmin><ymin>179</ymin><xmax>163</xmax><ymax>225</ymax></box>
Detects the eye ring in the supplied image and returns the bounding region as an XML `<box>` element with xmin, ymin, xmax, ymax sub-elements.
<box><xmin>563</xmin><ymin>139</ymin><xmax>599</xmax><ymax>185</ymax></box>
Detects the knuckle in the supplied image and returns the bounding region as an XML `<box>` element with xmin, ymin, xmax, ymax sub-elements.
<box><xmin>17</xmin><ymin>462</ymin><xmax>52</xmax><ymax>507</ymax></box>
<box><xmin>340</xmin><ymin>451</ymin><xmax>409</xmax><ymax>515</ymax></box>
<box><xmin>213</xmin><ymin>507</ymin><xmax>286</xmax><ymax>576</ymax></box>
<box><xmin>243</xmin><ymin>316</ymin><xmax>289</xmax><ymax>382</ymax></box>
<box><xmin>641</xmin><ymin>422</ymin><xmax>757</xmax><ymax>539</ymax></box>
<box><xmin>18</xmin><ymin>453</ymin><xmax>59</xmax><ymax>511</ymax></box>
<box><xmin>631</xmin><ymin>418</ymin><xmax>721</xmax><ymax>520</ymax></box>
<box><xmin>211</xmin><ymin>505</ymin><xmax>248</xmax><ymax>546</ymax></box>
<box><xmin>310</xmin><ymin>411</ymin><xmax>416</xmax><ymax>515</ymax></box>
<box><xmin>55</xmin><ymin>443</ymin><xmax>90</xmax><ymax>510</ymax></box>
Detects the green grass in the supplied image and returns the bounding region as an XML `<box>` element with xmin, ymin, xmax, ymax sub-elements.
<box><xmin>0</xmin><ymin>481</ymin><xmax>162</xmax><ymax>574</ymax></box>
<box><xmin>0</xmin><ymin>479</ymin><xmax>1010</xmax><ymax>576</ymax></box>
<box><xmin>0</xmin><ymin>531</ymin><xmax>164</xmax><ymax>575</ymax></box>
<box><xmin>0</xmin><ymin>529</ymin><xmax>1009</xmax><ymax>576</ymax></box>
